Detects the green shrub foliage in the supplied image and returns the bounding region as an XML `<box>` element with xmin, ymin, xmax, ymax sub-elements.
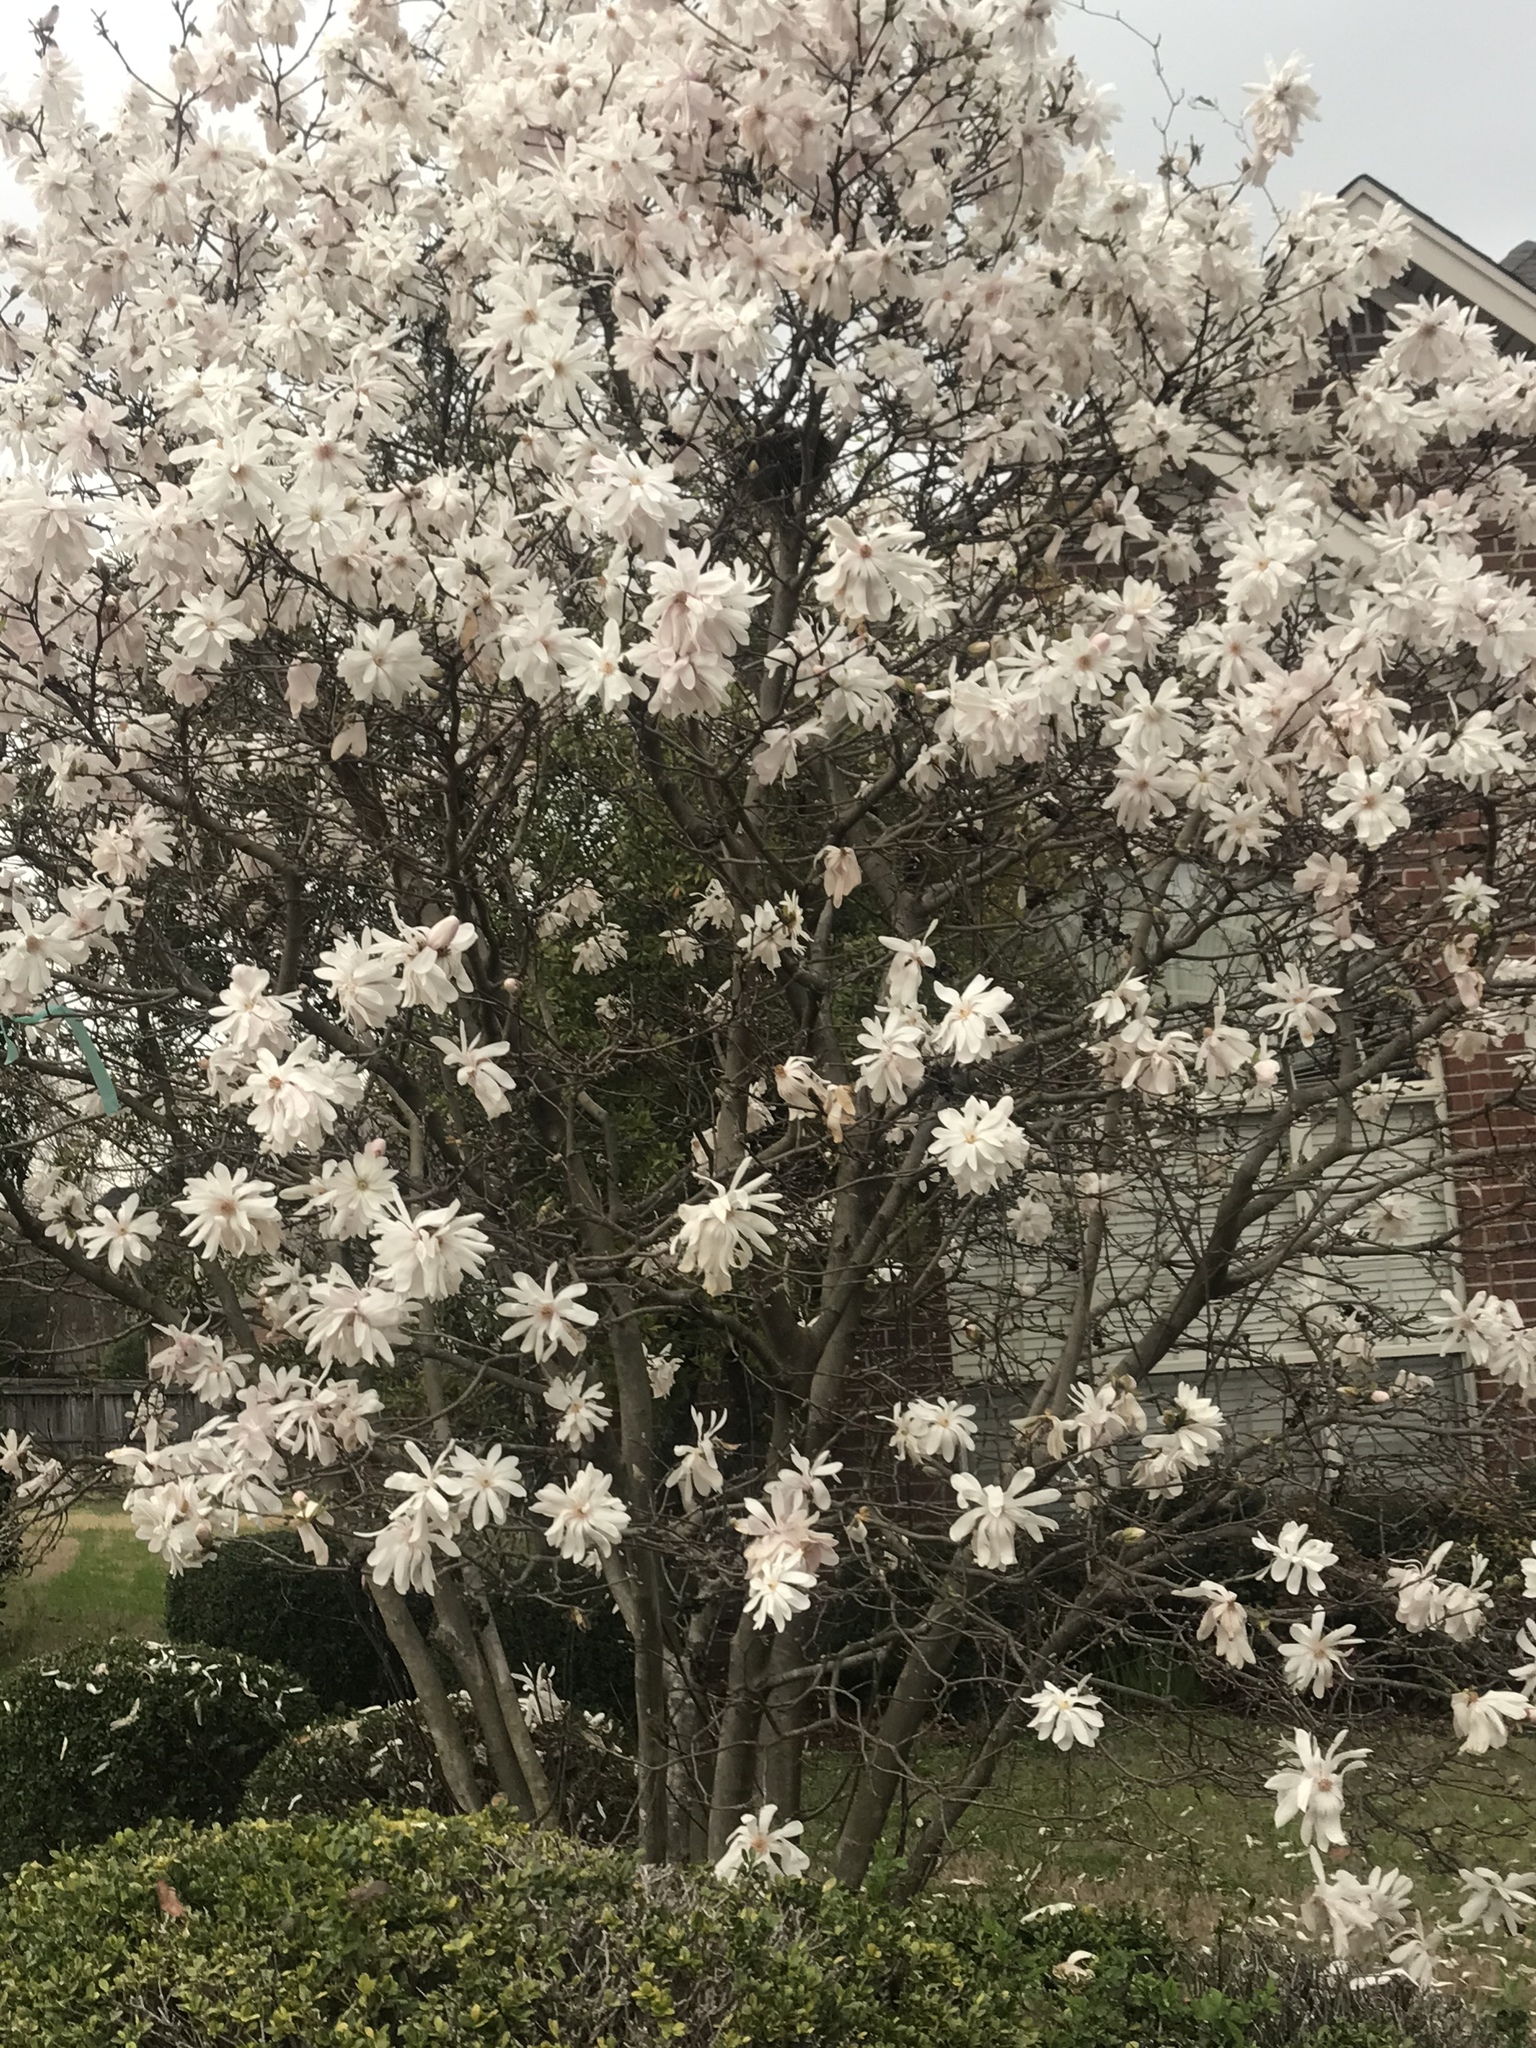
<box><xmin>0</xmin><ymin>1811</ymin><xmax>1503</xmax><ymax>2048</ymax></box>
<box><xmin>0</xmin><ymin>1637</ymin><xmax>316</xmax><ymax>1870</ymax></box>
<box><xmin>163</xmin><ymin>1532</ymin><xmax>638</xmax><ymax>1721</ymax></box>
<box><xmin>0</xmin><ymin>1472</ymin><xmax>20</xmax><ymax>1605</ymax></box>
<box><xmin>238</xmin><ymin>1697</ymin><xmax>450</xmax><ymax>1819</ymax></box>
<box><xmin>241</xmin><ymin>1692</ymin><xmax>634</xmax><ymax>1840</ymax></box>
<box><xmin>163</xmin><ymin>1532</ymin><xmax>406</xmax><ymax>1709</ymax></box>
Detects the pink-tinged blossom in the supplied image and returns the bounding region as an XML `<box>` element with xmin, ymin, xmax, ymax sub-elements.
<box><xmin>673</xmin><ymin>1160</ymin><xmax>782</xmax><ymax>1295</ymax></box>
<box><xmin>949</xmin><ymin>1468</ymin><xmax>1061</xmax><ymax>1568</ymax></box>
<box><xmin>713</xmin><ymin>1803</ymin><xmax>809</xmax><ymax>1882</ymax></box>
<box><xmin>500</xmin><ymin>1265</ymin><xmax>600</xmax><ymax>1364</ymax></box>
<box><xmin>532</xmin><ymin>1464</ymin><xmax>630</xmax><ymax>1565</ymax></box>
<box><xmin>174</xmin><ymin>1164</ymin><xmax>283</xmax><ymax>1261</ymax></box>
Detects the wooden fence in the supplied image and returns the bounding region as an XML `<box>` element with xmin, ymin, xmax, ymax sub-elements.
<box><xmin>0</xmin><ymin>1379</ymin><xmax>223</xmax><ymax>1460</ymax></box>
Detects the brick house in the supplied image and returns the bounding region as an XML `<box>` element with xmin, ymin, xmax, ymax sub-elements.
<box><xmin>1338</xmin><ymin>176</ymin><xmax>1536</xmax><ymax>1372</ymax></box>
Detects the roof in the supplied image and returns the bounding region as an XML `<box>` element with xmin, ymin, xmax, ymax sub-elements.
<box><xmin>1338</xmin><ymin>172</ymin><xmax>1536</xmax><ymax>350</ymax></box>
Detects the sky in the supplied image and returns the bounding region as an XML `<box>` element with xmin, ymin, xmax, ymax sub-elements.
<box><xmin>1</xmin><ymin>0</ymin><xmax>1534</xmax><ymax>264</ymax></box>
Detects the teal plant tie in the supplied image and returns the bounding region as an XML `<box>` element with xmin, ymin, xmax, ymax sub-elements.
<box><xmin>1</xmin><ymin>1001</ymin><xmax>120</xmax><ymax>1115</ymax></box>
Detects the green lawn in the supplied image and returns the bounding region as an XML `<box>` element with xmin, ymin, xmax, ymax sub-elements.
<box><xmin>0</xmin><ymin>1502</ymin><xmax>166</xmax><ymax>1671</ymax></box>
<box><xmin>806</xmin><ymin>1717</ymin><xmax>1536</xmax><ymax>1998</ymax></box>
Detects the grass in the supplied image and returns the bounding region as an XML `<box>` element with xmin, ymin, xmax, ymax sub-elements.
<box><xmin>0</xmin><ymin>1500</ymin><xmax>166</xmax><ymax>1671</ymax></box>
<box><xmin>805</xmin><ymin>1714</ymin><xmax>1536</xmax><ymax>2000</ymax></box>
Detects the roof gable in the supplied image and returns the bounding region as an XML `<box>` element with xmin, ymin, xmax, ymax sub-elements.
<box><xmin>1339</xmin><ymin>173</ymin><xmax>1536</xmax><ymax>352</ymax></box>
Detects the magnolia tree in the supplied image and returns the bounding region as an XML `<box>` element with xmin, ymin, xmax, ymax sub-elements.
<box><xmin>6</xmin><ymin>0</ymin><xmax>1536</xmax><ymax>1970</ymax></box>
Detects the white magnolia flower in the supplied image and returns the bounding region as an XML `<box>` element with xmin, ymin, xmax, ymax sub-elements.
<box><xmin>431</xmin><ymin>1026</ymin><xmax>516</xmax><ymax>1117</ymax></box>
<box><xmin>532</xmin><ymin>1464</ymin><xmax>631</xmax><ymax>1564</ymax></box>
<box><xmin>855</xmin><ymin>1010</ymin><xmax>926</xmax><ymax>1108</ymax></box>
<box><xmin>1256</xmin><ymin>965</ymin><xmax>1341</xmax><ymax>1047</ymax></box>
<box><xmin>1265</xmin><ymin>1728</ymin><xmax>1369</xmax><ymax>1849</ymax></box>
<box><xmin>1176</xmin><ymin>1581</ymin><xmax>1255</xmax><ymax>1669</ymax></box>
<box><xmin>672</xmin><ymin>1159</ymin><xmax>782</xmax><ymax>1296</ymax></box>
<box><xmin>544</xmin><ymin>1370</ymin><xmax>613</xmax><ymax>1449</ymax></box>
<box><xmin>1253</xmin><ymin>1520</ymin><xmax>1338</xmax><ymax>1597</ymax></box>
<box><xmin>372</xmin><ymin>1199</ymin><xmax>492</xmax><ymax>1300</ymax></box>
<box><xmin>814</xmin><ymin>516</ymin><xmax>944</xmax><ymax>626</ymax></box>
<box><xmin>1026</xmin><ymin>1680</ymin><xmax>1105</xmax><ymax>1752</ymax></box>
<box><xmin>928</xmin><ymin>974</ymin><xmax>1015</xmax><ymax>1065</ymax></box>
<box><xmin>442</xmin><ymin>1444</ymin><xmax>526</xmax><ymax>1529</ymax></box>
<box><xmin>78</xmin><ymin>1193</ymin><xmax>162</xmax><ymax>1273</ymax></box>
<box><xmin>1511</xmin><ymin>1621</ymin><xmax>1536</xmax><ymax>1695</ymax></box>
<box><xmin>744</xmin><ymin>1555</ymin><xmax>819</xmax><ymax>1631</ymax></box>
<box><xmin>315</xmin><ymin>932</ymin><xmax>402</xmax><ymax>1031</ymax></box>
<box><xmin>1006</xmin><ymin>1192</ymin><xmax>1054</xmax><ymax>1245</ymax></box>
<box><xmin>208</xmin><ymin>963</ymin><xmax>300</xmax><ymax>1056</ymax></box>
<box><xmin>1451</xmin><ymin>1687</ymin><xmax>1530</xmax><ymax>1755</ymax></box>
<box><xmin>666</xmin><ymin>1408</ymin><xmax>729</xmax><ymax>1510</ymax></box>
<box><xmin>338</xmin><ymin>618</ymin><xmax>436</xmax><ymax>705</ymax></box>
<box><xmin>0</xmin><ymin>1428</ymin><xmax>34</xmax><ymax>1481</ymax></box>
<box><xmin>645</xmin><ymin>1344</ymin><xmax>680</xmax><ymax>1398</ymax></box>
<box><xmin>515</xmin><ymin>1663</ymin><xmax>566</xmax><ymax>1730</ymax></box>
<box><xmin>283</xmin><ymin>1143</ymin><xmax>398</xmax><ymax>1240</ymax></box>
<box><xmin>174</xmin><ymin>1164</ymin><xmax>283</xmax><ymax>1261</ymax></box>
<box><xmin>147</xmin><ymin>1324</ymin><xmax>250</xmax><ymax>1404</ymax></box>
<box><xmin>1439</xmin><ymin>1553</ymin><xmax>1493</xmax><ymax>1641</ymax></box>
<box><xmin>927</xmin><ymin>1095</ymin><xmax>1029</xmax><ymax>1197</ymax></box>
<box><xmin>500</xmin><ymin>1265</ymin><xmax>600</xmax><ymax>1364</ymax></box>
<box><xmin>713</xmin><ymin>1802</ymin><xmax>809</xmax><ymax>1882</ymax></box>
<box><xmin>240</xmin><ymin>1039</ymin><xmax>365</xmax><ymax>1155</ymax></box>
<box><xmin>819</xmin><ymin>843</ymin><xmax>862</xmax><ymax>906</ymax></box>
<box><xmin>1303</xmin><ymin>1851</ymin><xmax>1412</xmax><ymax>1961</ymax></box>
<box><xmin>1279</xmin><ymin>1610</ymin><xmax>1358</xmax><ymax>1698</ymax></box>
<box><xmin>295</xmin><ymin>1266</ymin><xmax>414</xmax><ymax>1368</ymax></box>
<box><xmin>890</xmin><ymin>1397</ymin><xmax>978</xmax><ymax>1463</ymax></box>
<box><xmin>1457</xmin><ymin>1866</ymin><xmax>1536</xmax><ymax>1936</ymax></box>
<box><xmin>949</xmin><ymin>1468</ymin><xmax>1061</xmax><ymax>1569</ymax></box>
<box><xmin>1130</xmin><ymin>1384</ymin><xmax>1225</xmax><ymax>1496</ymax></box>
<box><xmin>878</xmin><ymin>931</ymin><xmax>936</xmax><ymax>1007</ymax></box>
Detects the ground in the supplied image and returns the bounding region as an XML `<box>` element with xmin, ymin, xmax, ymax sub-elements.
<box><xmin>0</xmin><ymin>1500</ymin><xmax>165</xmax><ymax>1671</ymax></box>
<box><xmin>807</xmin><ymin>1720</ymin><xmax>1536</xmax><ymax>2001</ymax></box>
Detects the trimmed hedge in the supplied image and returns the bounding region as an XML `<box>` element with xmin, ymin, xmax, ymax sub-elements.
<box><xmin>163</xmin><ymin>1531</ymin><xmax>406</xmax><ymax>1709</ymax></box>
<box><xmin>0</xmin><ymin>1472</ymin><xmax>19</xmax><ymax>1607</ymax></box>
<box><xmin>0</xmin><ymin>1638</ymin><xmax>316</xmax><ymax>1870</ymax></box>
<box><xmin>0</xmin><ymin>1811</ymin><xmax>1506</xmax><ymax>2048</ymax></box>
<box><xmin>164</xmin><ymin>1532</ymin><xmax>637</xmax><ymax>1721</ymax></box>
<box><xmin>241</xmin><ymin>1691</ymin><xmax>634</xmax><ymax>1840</ymax></box>
<box><xmin>238</xmin><ymin>1696</ymin><xmax>452</xmax><ymax>1819</ymax></box>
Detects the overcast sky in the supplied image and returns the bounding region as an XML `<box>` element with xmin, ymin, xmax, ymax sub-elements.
<box><xmin>2</xmin><ymin>0</ymin><xmax>1534</xmax><ymax>263</ymax></box>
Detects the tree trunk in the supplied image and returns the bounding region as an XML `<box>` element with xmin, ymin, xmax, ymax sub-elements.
<box><xmin>430</xmin><ymin>1575</ymin><xmax>535</xmax><ymax>1816</ymax></box>
<box><xmin>760</xmin><ymin>1612</ymin><xmax>811</xmax><ymax>1820</ymax></box>
<box><xmin>830</xmin><ymin>1590</ymin><xmax>967</xmax><ymax>1888</ymax></box>
<box><xmin>478</xmin><ymin>1613</ymin><xmax>557</xmax><ymax>1824</ymax></box>
<box><xmin>706</xmin><ymin>1619</ymin><xmax>772</xmax><ymax>1860</ymax></box>
<box><xmin>368</xmin><ymin>1578</ymin><xmax>482</xmax><ymax>1814</ymax></box>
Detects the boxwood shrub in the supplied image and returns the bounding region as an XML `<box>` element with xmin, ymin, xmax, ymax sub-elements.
<box><xmin>241</xmin><ymin>1691</ymin><xmax>634</xmax><ymax>1840</ymax></box>
<box><xmin>163</xmin><ymin>1531</ymin><xmax>407</xmax><ymax>1709</ymax></box>
<box><xmin>0</xmin><ymin>1637</ymin><xmax>316</xmax><ymax>1870</ymax></box>
<box><xmin>0</xmin><ymin>1810</ymin><xmax>1506</xmax><ymax>2048</ymax></box>
<box><xmin>164</xmin><ymin>1532</ymin><xmax>637</xmax><ymax>1721</ymax></box>
<box><xmin>239</xmin><ymin>1695</ymin><xmax>468</xmax><ymax>1818</ymax></box>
